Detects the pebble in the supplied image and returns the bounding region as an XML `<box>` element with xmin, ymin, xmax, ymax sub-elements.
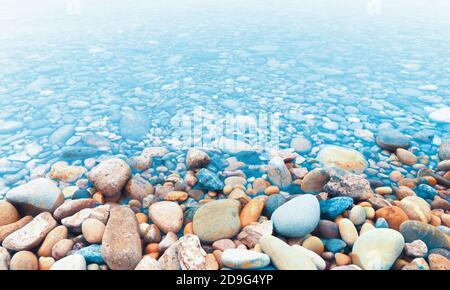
<box><xmin>39</xmin><ymin>256</ymin><xmax>55</xmax><ymax>270</ymax></box>
<box><xmin>260</xmin><ymin>235</ymin><xmax>316</xmax><ymax>270</ymax></box>
<box><xmin>324</xmin><ymin>168</ymin><xmax>373</xmax><ymax>200</ymax></box>
<box><xmin>399</xmin><ymin>220</ymin><xmax>449</xmax><ymax>250</ymax></box>
<box><xmin>375</xmin><ymin>206</ymin><xmax>409</xmax><ymax>231</ymax></box>
<box><xmin>438</xmin><ymin>139</ymin><xmax>450</xmax><ymax>160</ymax></box>
<box><xmin>53</xmin><ymin>198</ymin><xmax>96</xmax><ymax>221</ymax></box>
<box><xmin>338</xmin><ymin>218</ymin><xmax>359</xmax><ymax>246</ymax></box>
<box><xmin>239</xmin><ymin>198</ymin><xmax>264</xmax><ymax>228</ymax></box>
<box><xmin>349</xmin><ymin>205</ymin><xmax>366</xmax><ymax>225</ymax></box>
<box><xmin>193</xmin><ymin>199</ymin><xmax>241</xmax><ymax>243</ymax></box>
<box><xmin>352</xmin><ymin>228</ymin><xmax>405</xmax><ymax>270</ymax></box>
<box><xmin>376</xmin><ymin>129</ymin><xmax>411</xmax><ymax>151</ymax></box>
<box><xmin>0</xmin><ymin>201</ymin><xmax>20</xmax><ymax>226</ymax></box>
<box><xmin>221</xmin><ymin>249</ymin><xmax>270</xmax><ymax>269</ymax></box>
<box><xmin>318</xmin><ymin>220</ymin><xmax>340</xmax><ymax>239</ymax></box>
<box><xmin>317</xmin><ymin>145</ymin><xmax>368</xmax><ymax>174</ymax></box>
<box><xmin>398</xmin><ymin>196</ymin><xmax>431</xmax><ymax>223</ymax></box>
<box><xmin>149</xmin><ymin>201</ymin><xmax>183</xmax><ymax>234</ymax></box>
<box><xmin>186</xmin><ymin>148</ymin><xmax>210</xmax><ymax>169</ymax></box>
<box><xmin>236</xmin><ymin>220</ymin><xmax>273</xmax><ymax>248</ymax></box>
<box><xmin>50</xmin><ymin>254</ymin><xmax>87</xmax><ymax>270</ymax></box>
<box><xmin>0</xmin><ymin>247</ymin><xmax>10</xmax><ymax>270</ymax></box>
<box><xmin>290</xmin><ymin>136</ymin><xmax>312</xmax><ymax>153</ymax></box>
<box><xmin>9</xmin><ymin>251</ymin><xmax>38</xmax><ymax>270</ymax></box>
<box><xmin>51</xmin><ymin>239</ymin><xmax>73</xmax><ymax>260</ymax></box>
<box><xmin>320</xmin><ymin>196</ymin><xmax>354</xmax><ymax>220</ymax></box>
<box><xmin>212</xmin><ymin>239</ymin><xmax>236</xmax><ymax>251</ymax></box>
<box><xmin>196</xmin><ymin>168</ymin><xmax>224</xmax><ymax>191</ymax></box>
<box><xmin>428</xmin><ymin>254</ymin><xmax>450</xmax><ymax>270</ymax></box>
<box><xmin>37</xmin><ymin>225</ymin><xmax>68</xmax><ymax>257</ymax></box>
<box><xmin>301</xmin><ymin>168</ymin><xmax>330</xmax><ymax>193</ymax></box>
<box><xmin>302</xmin><ymin>236</ymin><xmax>325</xmax><ymax>255</ymax></box>
<box><xmin>77</xmin><ymin>244</ymin><xmax>104</xmax><ymax>264</ymax></box>
<box><xmin>263</xmin><ymin>194</ymin><xmax>287</xmax><ymax>217</ymax></box>
<box><xmin>82</xmin><ymin>218</ymin><xmax>105</xmax><ymax>244</ymax></box>
<box><xmin>2</xmin><ymin>212</ymin><xmax>57</xmax><ymax>251</ymax></box>
<box><xmin>292</xmin><ymin>245</ymin><xmax>326</xmax><ymax>270</ymax></box>
<box><xmin>102</xmin><ymin>206</ymin><xmax>142</xmax><ymax>270</ymax></box>
<box><xmin>88</xmin><ymin>158</ymin><xmax>131</xmax><ymax>198</ymax></box>
<box><xmin>404</xmin><ymin>240</ymin><xmax>428</xmax><ymax>257</ymax></box>
<box><xmin>135</xmin><ymin>256</ymin><xmax>161</xmax><ymax>270</ymax></box>
<box><xmin>267</xmin><ymin>157</ymin><xmax>292</xmax><ymax>188</ymax></box>
<box><xmin>396</xmin><ymin>148</ymin><xmax>417</xmax><ymax>165</ymax></box>
<box><xmin>272</xmin><ymin>194</ymin><xmax>320</xmax><ymax>238</ymax></box>
<box><xmin>124</xmin><ymin>174</ymin><xmax>154</xmax><ymax>202</ymax></box>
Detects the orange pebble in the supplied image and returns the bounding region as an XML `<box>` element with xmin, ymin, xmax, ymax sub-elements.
<box><xmin>335</xmin><ymin>253</ymin><xmax>351</xmax><ymax>266</ymax></box>
<box><xmin>92</xmin><ymin>193</ymin><xmax>104</xmax><ymax>204</ymax></box>
<box><xmin>136</xmin><ymin>213</ymin><xmax>148</xmax><ymax>224</ymax></box>
<box><xmin>357</xmin><ymin>202</ymin><xmax>372</xmax><ymax>207</ymax></box>
<box><xmin>239</xmin><ymin>198</ymin><xmax>264</xmax><ymax>228</ymax></box>
<box><xmin>430</xmin><ymin>215</ymin><xmax>441</xmax><ymax>226</ymax></box>
<box><xmin>423</xmin><ymin>176</ymin><xmax>437</xmax><ymax>187</ymax></box>
<box><xmin>184</xmin><ymin>222</ymin><xmax>194</xmax><ymax>235</ymax></box>
<box><xmin>145</xmin><ymin>243</ymin><xmax>159</xmax><ymax>254</ymax></box>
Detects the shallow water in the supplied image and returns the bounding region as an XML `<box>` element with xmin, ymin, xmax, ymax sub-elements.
<box><xmin>0</xmin><ymin>0</ymin><xmax>450</xmax><ymax>194</ymax></box>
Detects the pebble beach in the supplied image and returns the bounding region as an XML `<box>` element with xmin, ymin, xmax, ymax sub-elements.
<box><xmin>1</xmin><ymin>0</ymin><xmax>450</xmax><ymax>271</ymax></box>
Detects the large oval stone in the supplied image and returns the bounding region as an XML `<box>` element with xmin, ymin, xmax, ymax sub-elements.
<box><xmin>2</xmin><ymin>212</ymin><xmax>57</xmax><ymax>251</ymax></box>
<box><xmin>352</xmin><ymin>228</ymin><xmax>405</xmax><ymax>270</ymax></box>
<box><xmin>272</xmin><ymin>194</ymin><xmax>320</xmax><ymax>238</ymax></box>
<box><xmin>376</xmin><ymin>129</ymin><xmax>411</xmax><ymax>151</ymax></box>
<box><xmin>101</xmin><ymin>206</ymin><xmax>142</xmax><ymax>270</ymax></box>
<box><xmin>399</xmin><ymin>220</ymin><xmax>449</xmax><ymax>250</ymax></box>
<box><xmin>317</xmin><ymin>145</ymin><xmax>368</xmax><ymax>174</ymax></box>
<box><xmin>398</xmin><ymin>196</ymin><xmax>431</xmax><ymax>223</ymax></box>
<box><xmin>88</xmin><ymin>158</ymin><xmax>131</xmax><ymax>198</ymax></box>
<box><xmin>0</xmin><ymin>201</ymin><xmax>20</xmax><ymax>226</ymax></box>
<box><xmin>6</xmin><ymin>178</ymin><xmax>64</xmax><ymax>215</ymax></box>
<box><xmin>301</xmin><ymin>169</ymin><xmax>330</xmax><ymax>193</ymax></box>
<box><xmin>193</xmin><ymin>199</ymin><xmax>241</xmax><ymax>243</ymax></box>
<box><xmin>149</xmin><ymin>201</ymin><xmax>183</xmax><ymax>234</ymax></box>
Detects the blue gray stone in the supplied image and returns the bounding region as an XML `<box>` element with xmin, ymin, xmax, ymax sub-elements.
<box><xmin>319</xmin><ymin>197</ymin><xmax>353</xmax><ymax>220</ymax></box>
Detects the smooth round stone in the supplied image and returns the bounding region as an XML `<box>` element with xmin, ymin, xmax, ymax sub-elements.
<box><xmin>6</xmin><ymin>178</ymin><xmax>64</xmax><ymax>215</ymax></box>
<box><xmin>193</xmin><ymin>199</ymin><xmax>241</xmax><ymax>243</ymax></box>
<box><xmin>292</xmin><ymin>245</ymin><xmax>326</xmax><ymax>270</ymax></box>
<box><xmin>72</xmin><ymin>189</ymin><xmax>91</xmax><ymax>200</ymax></box>
<box><xmin>352</xmin><ymin>228</ymin><xmax>405</xmax><ymax>270</ymax></box>
<box><xmin>124</xmin><ymin>174</ymin><xmax>154</xmax><ymax>202</ymax></box>
<box><xmin>39</xmin><ymin>257</ymin><xmax>55</xmax><ymax>270</ymax></box>
<box><xmin>302</xmin><ymin>236</ymin><xmax>325</xmax><ymax>255</ymax></box>
<box><xmin>186</xmin><ymin>148</ymin><xmax>210</xmax><ymax>169</ymax></box>
<box><xmin>398</xmin><ymin>196</ymin><xmax>431</xmax><ymax>223</ymax></box>
<box><xmin>224</xmin><ymin>176</ymin><xmax>247</xmax><ymax>188</ymax></box>
<box><xmin>375</xmin><ymin>218</ymin><xmax>389</xmax><ymax>228</ymax></box>
<box><xmin>0</xmin><ymin>247</ymin><xmax>10</xmax><ymax>270</ymax></box>
<box><xmin>376</xmin><ymin>129</ymin><xmax>411</xmax><ymax>151</ymax></box>
<box><xmin>428</xmin><ymin>254</ymin><xmax>450</xmax><ymax>270</ymax></box>
<box><xmin>349</xmin><ymin>205</ymin><xmax>366</xmax><ymax>225</ymax></box>
<box><xmin>50</xmin><ymin>254</ymin><xmax>86</xmax><ymax>270</ymax></box>
<box><xmin>53</xmin><ymin>198</ymin><xmax>96</xmax><ymax>221</ymax></box>
<box><xmin>399</xmin><ymin>221</ymin><xmax>449</xmax><ymax>250</ymax></box>
<box><xmin>212</xmin><ymin>239</ymin><xmax>236</xmax><ymax>251</ymax></box>
<box><xmin>415</xmin><ymin>184</ymin><xmax>438</xmax><ymax>200</ymax></box>
<box><xmin>319</xmin><ymin>220</ymin><xmax>340</xmax><ymax>239</ymax></box>
<box><xmin>88</xmin><ymin>158</ymin><xmax>131</xmax><ymax>198</ymax></box>
<box><xmin>404</xmin><ymin>240</ymin><xmax>428</xmax><ymax>258</ymax></box>
<box><xmin>338</xmin><ymin>218</ymin><xmax>358</xmax><ymax>246</ymax></box>
<box><xmin>267</xmin><ymin>157</ymin><xmax>292</xmax><ymax>188</ymax></box>
<box><xmin>290</xmin><ymin>136</ymin><xmax>312</xmax><ymax>153</ymax></box>
<box><xmin>37</xmin><ymin>225</ymin><xmax>68</xmax><ymax>257</ymax></box>
<box><xmin>263</xmin><ymin>194</ymin><xmax>287</xmax><ymax>217</ymax></box>
<box><xmin>428</xmin><ymin>107</ymin><xmax>450</xmax><ymax>123</ymax></box>
<box><xmin>396</xmin><ymin>148</ymin><xmax>417</xmax><ymax>165</ymax></box>
<box><xmin>221</xmin><ymin>249</ymin><xmax>270</xmax><ymax>269</ymax></box>
<box><xmin>0</xmin><ymin>201</ymin><xmax>20</xmax><ymax>227</ymax></box>
<box><xmin>316</xmin><ymin>145</ymin><xmax>368</xmax><ymax>174</ymax></box>
<box><xmin>320</xmin><ymin>197</ymin><xmax>354</xmax><ymax>220</ymax></box>
<box><xmin>149</xmin><ymin>201</ymin><xmax>183</xmax><ymax>234</ymax></box>
<box><xmin>325</xmin><ymin>239</ymin><xmax>347</xmax><ymax>253</ymax></box>
<box><xmin>77</xmin><ymin>244</ymin><xmax>104</xmax><ymax>264</ymax></box>
<box><xmin>239</xmin><ymin>198</ymin><xmax>264</xmax><ymax>228</ymax></box>
<box><xmin>272</xmin><ymin>194</ymin><xmax>320</xmax><ymax>238</ymax></box>
<box><xmin>52</xmin><ymin>239</ymin><xmax>74</xmax><ymax>260</ymax></box>
<box><xmin>301</xmin><ymin>168</ymin><xmax>330</xmax><ymax>193</ymax></box>
<box><xmin>9</xmin><ymin>251</ymin><xmax>38</xmax><ymax>270</ymax></box>
<box><xmin>82</xmin><ymin>218</ymin><xmax>105</xmax><ymax>244</ymax></box>
<box><xmin>196</xmin><ymin>168</ymin><xmax>224</xmax><ymax>191</ymax></box>
<box><xmin>375</xmin><ymin>206</ymin><xmax>409</xmax><ymax>231</ymax></box>
<box><xmin>260</xmin><ymin>235</ymin><xmax>317</xmax><ymax>270</ymax></box>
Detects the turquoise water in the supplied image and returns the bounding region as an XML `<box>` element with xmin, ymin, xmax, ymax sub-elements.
<box><xmin>0</xmin><ymin>0</ymin><xmax>449</xmax><ymax>194</ymax></box>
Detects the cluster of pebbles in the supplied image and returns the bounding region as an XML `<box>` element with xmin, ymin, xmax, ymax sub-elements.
<box><xmin>0</xmin><ymin>129</ymin><xmax>449</xmax><ymax>270</ymax></box>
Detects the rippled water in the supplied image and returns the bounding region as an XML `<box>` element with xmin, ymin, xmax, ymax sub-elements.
<box><xmin>1</xmin><ymin>0</ymin><xmax>449</xmax><ymax>193</ymax></box>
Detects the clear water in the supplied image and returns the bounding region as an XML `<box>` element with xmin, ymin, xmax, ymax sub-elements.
<box><xmin>1</xmin><ymin>0</ymin><xmax>449</xmax><ymax>193</ymax></box>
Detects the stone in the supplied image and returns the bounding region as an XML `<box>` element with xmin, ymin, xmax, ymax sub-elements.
<box><xmin>0</xmin><ymin>247</ymin><xmax>10</xmax><ymax>270</ymax></box>
<box><xmin>290</xmin><ymin>136</ymin><xmax>312</xmax><ymax>153</ymax></box>
<box><xmin>396</xmin><ymin>148</ymin><xmax>417</xmax><ymax>165</ymax></box>
<box><xmin>318</xmin><ymin>220</ymin><xmax>340</xmax><ymax>239</ymax></box>
<box><xmin>439</xmin><ymin>139</ymin><xmax>450</xmax><ymax>160</ymax></box>
<box><xmin>149</xmin><ymin>201</ymin><xmax>183</xmax><ymax>234</ymax></box>
<box><xmin>158</xmin><ymin>232</ymin><xmax>178</xmax><ymax>253</ymax></box>
<box><xmin>49</xmin><ymin>124</ymin><xmax>75</xmax><ymax>145</ymax></box>
<box><xmin>352</xmin><ymin>228</ymin><xmax>405</xmax><ymax>270</ymax></box>
<box><xmin>135</xmin><ymin>255</ymin><xmax>161</xmax><ymax>270</ymax></box>
<box><xmin>260</xmin><ymin>235</ymin><xmax>316</xmax><ymax>270</ymax></box>
<box><xmin>349</xmin><ymin>205</ymin><xmax>366</xmax><ymax>225</ymax></box>
<box><xmin>0</xmin><ymin>201</ymin><xmax>20</xmax><ymax>227</ymax></box>
<box><xmin>415</xmin><ymin>184</ymin><xmax>438</xmax><ymax>200</ymax></box>
<box><xmin>375</xmin><ymin>206</ymin><xmax>409</xmax><ymax>231</ymax></box>
<box><xmin>376</xmin><ymin>129</ymin><xmax>411</xmax><ymax>151</ymax></box>
<box><xmin>0</xmin><ymin>120</ymin><xmax>23</xmax><ymax>134</ymax></box>
<box><xmin>399</xmin><ymin>196</ymin><xmax>432</xmax><ymax>223</ymax></box>
<box><xmin>399</xmin><ymin>221</ymin><xmax>449</xmax><ymax>250</ymax></box>
<box><xmin>272</xmin><ymin>194</ymin><xmax>320</xmax><ymax>238</ymax></box>
<box><xmin>6</xmin><ymin>178</ymin><xmax>64</xmax><ymax>215</ymax></box>
<box><xmin>140</xmin><ymin>223</ymin><xmax>161</xmax><ymax>244</ymax></box>
<box><xmin>119</xmin><ymin>110</ymin><xmax>151</xmax><ymax>141</ymax></box>
<box><xmin>61</xmin><ymin>205</ymin><xmax>109</xmax><ymax>232</ymax></box>
<box><xmin>82</xmin><ymin>218</ymin><xmax>105</xmax><ymax>244</ymax></box>
<box><xmin>292</xmin><ymin>245</ymin><xmax>326</xmax><ymax>270</ymax></box>
<box><xmin>402</xmin><ymin>258</ymin><xmax>430</xmax><ymax>270</ymax></box>
<box><xmin>324</xmin><ymin>168</ymin><xmax>373</xmax><ymax>200</ymax></box>
<box><xmin>158</xmin><ymin>241</ymin><xmax>181</xmax><ymax>270</ymax></box>
<box><xmin>301</xmin><ymin>168</ymin><xmax>330</xmax><ymax>193</ymax></box>
<box><xmin>404</xmin><ymin>240</ymin><xmax>428</xmax><ymax>257</ymax></box>
<box><xmin>178</xmin><ymin>234</ymin><xmax>208</xmax><ymax>270</ymax></box>
<box><xmin>320</xmin><ymin>197</ymin><xmax>354</xmax><ymax>220</ymax></box>
<box><xmin>2</xmin><ymin>212</ymin><xmax>57</xmax><ymax>251</ymax></box>
<box><xmin>53</xmin><ymin>198</ymin><xmax>96</xmax><ymax>221</ymax></box>
<box><xmin>51</xmin><ymin>239</ymin><xmax>74</xmax><ymax>260</ymax></box>
<box><xmin>331</xmin><ymin>265</ymin><xmax>362</xmax><ymax>270</ymax></box>
<box><xmin>325</xmin><ymin>239</ymin><xmax>347</xmax><ymax>253</ymax></box>
<box><xmin>50</xmin><ymin>254</ymin><xmax>86</xmax><ymax>270</ymax></box>
<box><xmin>39</xmin><ymin>257</ymin><xmax>55</xmax><ymax>270</ymax></box>
<box><xmin>428</xmin><ymin>107</ymin><xmax>450</xmax><ymax>124</ymax></box>
<box><xmin>437</xmin><ymin>160</ymin><xmax>450</xmax><ymax>171</ymax></box>
<box><xmin>428</xmin><ymin>254</ymin><xmax>450</xmax><ymax>270</ymax></box>
<box><xmin>102</xmin><ymin>206</ymin><xmax>142</xmax><ymax>270</ymax></box>
<box><xmin>263</xmin><ymin>194</ymin><xmax>287</xmax><ymax>217</ymax></box>
<box><xmin>212</xmin><ymin>239</ymin><xmax>236</xmax><ymax>251</ymax></box>
<box><xmin>77</xmin><ymin>244</ymin><xmax>104</xmax><ymax>264</ymax></box>
<box><xmin>222</xmin><ymin>249</ymin><xmax>270</xmax><ymax>269</ymax></box>
<box><xmin>124</xmin><ymin>174</ymin><xmax>154</xmax><ymax>202</ymax></box>
<box><xmin>186</xmin><ymin>148</ymin><xmax>210</xmax><ymax>169</ymax></box>
<box><xmin>193</xmin><ymin>199</ymin><xmax>241</xmax><ymax>243</ymax></box>
<box><xmin>237</xmin><ymin>220</ymin><xmax>273</xmax><ymax>248</ymax></box>
<box><xmin>9</xmin><ymin>251</ymin><xmax>38</xmax><ymax>270</ymax></box>
<box><xmin>224</xmin><ymin>176</ymin><xmax>247</xmax><ymax>188</ymax></box>
<box><xmin>196</xmin><ymin>168</ymin><xmax>224</xmax><ymax>191</ymax></box>
<box><xmin>49</xmin><ymin>161</ymin><xmax>86</xmax><ymax>182</ymax></box>
<box><xmin>0</xmin><ymin>216</ymin><xmax>33</xmax><ymax>243</ymax></box>
<box><xmin>338</xmin><ymin>218</ymin><xmax>358</xmax><ymax>246</ymax></box>
<box><xmin>267</xmin><ymin>157</ymin><xmax>292</xmax><ymax>188</ymax></box>
<box><xmin>240</xmin><ymin>198</ymin><xmax>264</xmax><ymax>228</ymax></box>
<box><xmin>317</xmin><ymin>145</ymin><xmax>368</xmax><ymax>174</ymax></box>
<box><xmin>37</xmin><ymin>225</ymin><xmax>68</xmax><ymax>257</ymax></box>
<box><xmin>88</xmin><ymin>158</ymin><xmax>131</xmax><ymax>198</ymax></box>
